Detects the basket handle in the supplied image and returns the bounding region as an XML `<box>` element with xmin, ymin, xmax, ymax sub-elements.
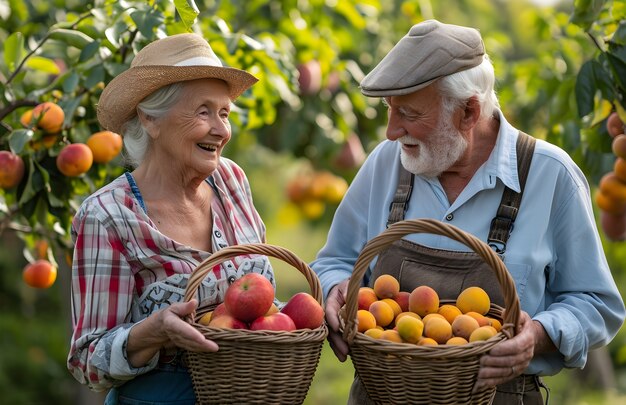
<box><xmin>341</xmin><ymin>218</ymin><xmax>520</xmax><ymax>344</ymax></box>
<box><xmin>183</xmin><ymin>243</ymin><xmax>323</xmax><ymax>322</ymax></box>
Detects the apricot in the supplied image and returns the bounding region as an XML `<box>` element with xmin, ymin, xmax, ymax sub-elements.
<box><xmin>456</xmin><ymin>286</ymin><xmax>491</xmax><ymax>315</ymax></box>
<box><xmin>357</xmin><ymin>309</ymin><xmax>377</xmax><ymax>332</ymax></box>
<box><xmin>465</xmin><ymin>311</ymin><xmax>490</xmax><ymax>327</ymax></box>
<box><xmin>20</xmin><ymin>109</ymin><xmax>33</xmax><ymax>127</ymax></box>
<box><xmin>395</xmin><ymin>311</ymin><xmax>421</xmax><ymax>323</ymax></box>
<box><xmin>487</xmin><ymin>317</ymin><xmax>502</xmax><ymax>332</ymax></box>
<box><xmin>409</xmin><ymin>285</ymin><xmax>440</xmax><ymax>317</ymax></box>
<box><xmin>417</xmin><ymin>337</ymin><xmax>439</xmax><ymax>346</ymax></box>
<box><xmin>0</xmin><ymin>151</ymin><xmax>25</xmax><ymax>189</ymax></box>
<box><xmin>23</xmin><ymin>259</ymin><xmax>57</xmax><ymax>289</ymax></box>
<box><xmin>613</xmin><ymin>134</ymin><xmax>626</xmax><ymax>159</ymax></box>
<box><xmin>364</xmin><ymin>328</ymin><xmax>384</xmax><ymax>339</ymax></box>
<box><xmin>358</xmin><ymin>287</ymin><xmax>378</xmax><ymax>311</ymax></box>
<box><xmin>394</xmin><ymin>291</ymin><xmax>410</xmax><ymax>312</ymax></box>
<box><xmin>608</xmin><ymin>112</ymin><xmax>625</xmax><ymax>138</ymax></box>
<box><xmin>615</xmin><ymin>158</ymin><xmax>626</xmax><ymax>183</ymax></box>
<box><xmin>446</xmin><ymin>336</ymin><xmax>469</xmax><ymax>346</ymax></box>
<box><xmin>469</xmin><ymin>325</ymin><xmax>498</xmax><ymax>342</ymax></box>
<box><xmin>373</xmin><ymin>274</ymin><xmax>400</xmax><ymax>299</ymax></box>
<box><xmin>423</xmin><ymin>316</ymin><xmax>453</xmax><ymax>344</ymax></box>
<box><xmin>381</xmin><ymin>298</ymin><xmax>402</xmax><ymax>318</ymax></box>
<box><xmin>369</xmin><ymin>300</ymin><xmax>395</xmax><ymax>327</ymax></box>
<box><xmin>451</xmin><ymin>314</ymin><xmax>480</xmax><ymax>340</ymax></box>
<box><xmin>87</xmin><ymin>130</ymin><xmax>123</xmax><ymax>163</ymax></box>
<box><xmin>595</xmin><ymin>189</ymin><xmax>626</xmax><ymax>215</ymax></box>
<box><xmin>56</xmin><ymin>143</ymin><xmax>93</xmax><ymax>177</ymax></box>
<box><xmin>32</xmin><ymin>102</ymin><xmax>64</xmax><ymax>133</ymax></box>
<box><xmin>599</xmin><ymin>172</ymin><xmax>626</xmax><ymax>204</ymax></box>
<box><xmin>438</xmin><ymin>304</ymin><xmax>463</xmax><ymax>324</ymax></box>
<box><xmin>396</xmin><ymin>315</ymin><xmax>424</xmax><ymax>343</ymax></box>
<box><xmin>421</xmin><ymin>313</ymin><xmax>447</xmax><ymax>327</ymax></box>
<box><xmin>380</xmin><ymin>329</ymin><xmax>403</xmax><ymax>343</ymax></box>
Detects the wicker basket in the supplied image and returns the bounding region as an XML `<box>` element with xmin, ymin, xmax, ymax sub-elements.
<box><xmin>340</xmin><ymin>218</ymin><xmax>520</xmax><ymax>405</ymax></box>
<box><xmin>183</xmin><ymin>243</ymin><xmax>328</xmax><ymax>405</ymax></box>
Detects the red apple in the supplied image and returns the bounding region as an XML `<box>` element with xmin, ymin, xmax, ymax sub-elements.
<box><xmin>208</xmin><ymin>314</ymin><xmax>248</xmax><ymax>329</ymax></box>
<box><xmin>212</xmin><ymin>302</ymin><xmax>229</xmax><ymax>318</ymax></box>
<box><xmin>249</xmin><ymin>312</ymin><xmax>296</xmax><ymax>331</ymax></box>
<box><xmin>0</xmin><ymin>151</ymin><xmax>25</xmax><ymax>189</ymax></box>
<box><xmin>334</xmin><ymin>133</ymin><xmax>366</xmax><ymax>170</ymax></box>
<box><xmin>280</xmin><ymin>292</ymin><xmax>325</xmax><ymax>330</ymax></box>
<box><xmin>224</xmin><ymin>273</ymin><xmax>274</xmax><ymax>323</ymax></box>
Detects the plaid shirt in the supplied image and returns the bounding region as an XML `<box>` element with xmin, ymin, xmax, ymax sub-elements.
<box><xmin>67</xmin><ymin>158</ymin><xmax>273</xmax><ymax>391</ymax></box>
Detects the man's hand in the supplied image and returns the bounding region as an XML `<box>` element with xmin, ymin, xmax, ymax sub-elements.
<box><xmin>474</xmin><ymin>311</ymin><xmax>551</xmax><ymax>392</ymax></box>
<box><xmin>325</xmin><ymin>279</ymin><xmax>351</xmax><ymax>362</ymax></box>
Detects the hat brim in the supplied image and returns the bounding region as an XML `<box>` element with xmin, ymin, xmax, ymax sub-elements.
<box><xmin>360</xmin><ymin>77</ymin><xmax>440</xmax><ymax>97</ymax></box>
<box><xmin>97</xmin><ymin>65</ymin><xmax>258</xmax><ymax>134</ymax></box>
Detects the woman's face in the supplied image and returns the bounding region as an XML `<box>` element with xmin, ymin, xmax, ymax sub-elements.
<box><xmin>151</xmin><ymin>78</ymin><xmax>232</xmax><ymax>178</ymax></box>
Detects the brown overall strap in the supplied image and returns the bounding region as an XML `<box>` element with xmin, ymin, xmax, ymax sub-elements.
<box><xmin>487</xmin><ymin>132</ymin><xmax>536</xmax><ymax>254</ymax></box>
<box><xmin>387</xmin><ymin>162</ymin><xmax>414</xmax><ymax>226</ymax></box>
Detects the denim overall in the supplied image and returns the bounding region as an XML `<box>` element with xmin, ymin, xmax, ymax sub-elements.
<box><xmin>348</xmin><ymin>133</ymin><xmax>549</xmax><ymax>404</ymax></box>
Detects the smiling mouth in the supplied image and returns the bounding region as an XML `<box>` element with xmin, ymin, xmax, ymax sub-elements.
<box><xmin>197</xmin><ymin>143</ymin><xmax>218</xmax><ymax>152</ymax></box>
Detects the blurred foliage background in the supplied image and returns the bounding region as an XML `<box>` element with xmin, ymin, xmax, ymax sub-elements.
<box><xmin>1</xmin><ymin>0</ymin><xmax>625</xmax><ymax>403</ymax></box>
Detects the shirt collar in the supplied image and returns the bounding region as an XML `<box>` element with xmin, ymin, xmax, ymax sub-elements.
<box><xmin>486</xmin><ymin>109</ymin><xmax>521</xmax><ymax>193</ymax></box>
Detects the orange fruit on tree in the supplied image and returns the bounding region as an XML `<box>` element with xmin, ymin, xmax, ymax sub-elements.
<box><xmin>32</xmin><ymin>102</ymin><xmax>65</xmax><ymax>133</ymax></box>
<box><xmin>615</xmin><ymin>158</ymin><xmax>626</xmax><ymax>182</ymax></box>
<box><xmin>600</xmin><ymin>210</ymin><xmax>626</xmax><ymax>241</ymax></box>
<box><xmin>0</xmin><ymin>151</ymin><xmax>25</xmax><ymax>189</ymax></box>
<box><xmin>607</xmin><ymin>112</ymin><xmax>625</xmax><ymax>138</ymax></box>
<box><xmin>23</xmin><ymin>259</ymin><xmax>57</xmax><ymax>288</ymax></box>
<box><xmin>599</xmin><ymin>172</ymin><xmax>626</xmax><ymax>205</ymax></box>
<box><xmin>56</xmin><ymin>143</ymin><xmax>93</xmax><ymax>177</ymax></box>
<box><xmin>595</xmin><ymin>190</ymin><xmax>626</xmax><ymax>215</ymax></box>
<box><xmin>612</xmin><ymin>134</ymin><xmax>626</xmax><ymax>160</ymax></box>
<box><xmin>20</xmin><ymin>109</ymin><xmax>34</xmax><ymax>127</ymax></box>
<box><xmin>86</xmin><ymin>131</ymin><xmax>123</xmax><ymax>163</ymax></box>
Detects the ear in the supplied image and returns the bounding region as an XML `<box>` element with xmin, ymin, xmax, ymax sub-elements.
<box><xmin>458</xmin><ymin>96</ymin><xmax>481</xmax><ymax>131</ymax></box>
<box><xmin>137</xmin><ymin>109</ymin><xmax>159</xmax><ymax>139</ymax></box>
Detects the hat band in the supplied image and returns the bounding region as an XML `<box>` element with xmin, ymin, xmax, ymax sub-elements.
<box><xmin>174</xmin><ymin>56</ymin><xmax>223</xmax><ymax>67</ymax></box>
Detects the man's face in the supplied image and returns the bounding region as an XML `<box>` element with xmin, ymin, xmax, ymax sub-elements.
<box><xmin>384</xmin><ymin>85</ymin><xmax>467</xmax><ymax>178</ymax></box>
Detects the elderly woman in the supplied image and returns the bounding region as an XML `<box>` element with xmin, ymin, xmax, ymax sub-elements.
<box><xmin>67</xmin><ymin>34</ymin><xmax>273</xmax><ymax>405</ymax></box>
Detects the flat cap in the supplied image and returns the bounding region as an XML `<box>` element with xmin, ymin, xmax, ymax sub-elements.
<box><xmin>360</xmin><ymin>20</ymin><xmax>484</xmax><ymax>97</ymax></box>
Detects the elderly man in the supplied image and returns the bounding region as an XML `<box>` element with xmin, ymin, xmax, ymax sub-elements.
<box><xmin>311</xmin><ymin>20</ymin><xmax>625</xmax><ymax>404</ymax></box>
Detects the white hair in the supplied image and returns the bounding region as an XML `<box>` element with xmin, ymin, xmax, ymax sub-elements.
<box><xmin>122</xmin><ymin>83</ymin><xmax>184</xmax><ymax>168</ymax></box>
<box><xmin>437</xmin><ymin>54</ymin><xmax>499</xmax><ymax>120</ymax></box>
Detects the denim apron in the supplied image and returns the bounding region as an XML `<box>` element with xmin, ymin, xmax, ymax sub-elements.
<box><xmin>104</xmin><ymin>359</ymin><xmax>196</xmax><ymax>405</ymax></box>
<box><xmin>347</xmin><ymin>133</ymin><xmax>548</xmax><ymax>404</ymax></box>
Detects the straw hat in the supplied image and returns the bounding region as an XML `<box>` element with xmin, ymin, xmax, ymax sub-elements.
<box><xmin>97</xmin><ymin>33</ymin><xmax>258</xmax><ymax>134</ymax></box>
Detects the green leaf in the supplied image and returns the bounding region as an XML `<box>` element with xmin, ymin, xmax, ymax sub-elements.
<box><xmin>62</xmin><ymin>71</ymin><xmax>80</xmax><ymax>94</ymax></box>
<box><xmin>4</xmin><ymin>31</ymin><xmax>24</xmax><ymax>72</ymax></box>
<box><xmin>612</xmin><ymin>21</ymin><xmax>626</xmax><ymax>46</ymax></box>
<box><xmin>130</xmin><ymin>9</ymin><xmax>165</xmax><ymax>39</ymax></box>
<box><xmin>575</xmin><ymin>60</ymin><xmax>595</xmax><ymax>118</ymax></box>
<box><xmin>24</xmin><ymin>56</ymin><xmax>61</xmax><ymax>74</ymax></box>
<box><xmin>84</xmin><ymin>64</ymin><xmax>105</xmax><ymax>89</ymax></box>
<box><xmin>570</xmin><ymin>0</ymin><xmax>607</xmax><ymax>29</ymax></box>
<box><xmin>606</xmin><ymin>52</ymin><xmax>626</xmax><ymax>90</ymax></box>
<box><xmin>18</xmin><ymin>158</ymin><xmax>43</xmax><ymax>207</ymax></box>
<box><xmin>173</xmin><ymin>0</ymin><xmax>199</xmax><ymax>31</ymax></box>
<box><xmin>8</xmin><ymin>129</ymin><xmax>34</xmax><ymax>154</ymax></box>
<box><xmin>79</xmin><ymin>40</ymin><xmax>100</xmax><ymax>63</ymax></box>
<box><xmin>49</xmin><ymin>28</ymin><xmax>93</xmax><ymax>49</ymax></box>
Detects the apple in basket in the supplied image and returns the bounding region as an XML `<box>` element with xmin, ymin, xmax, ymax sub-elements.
<box><xmin>224</xmin><ymin>273</ymin><xmax>275</xmax><ymax>323</ymax></box>
<box><xmin>249</xmin><ymin>312</ymin><xmax>296</xmax><ymax>331</ymax></box>
<box><xmin>207</xmin><ymin>314</ymin><xmax>248</xmax><ymax>329</ymax></box>
<box><xmin>280</xmin><ymin>292</ymin><xmax>325</xmax><ymax>329</ymax></box>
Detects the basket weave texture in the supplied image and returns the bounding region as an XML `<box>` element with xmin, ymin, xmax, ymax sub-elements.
<box><xmin>183</xmin><ymin>243</ymin><xmax>328</xmax><ymax>405</ymax></box>
<box><xmin>340</xmin><ymin>218</ymin><xmax>521</xmax><ymax>405</ymax></box>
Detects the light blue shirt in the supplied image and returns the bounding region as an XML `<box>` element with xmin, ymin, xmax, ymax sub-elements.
<box><xmin>311</xmin><ymin>110</ymin><xmax>625</xmax><ymax>376</ymax></box>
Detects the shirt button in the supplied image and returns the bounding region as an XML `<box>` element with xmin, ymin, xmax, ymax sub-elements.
<box><xmin>445</xmin><ymin>214</ymin><xmax>454</xmax><ymax>221</ymax></box>
<box><xmin>227</xmin><ymin>276</ymin><xmax>236</xmax><ymax>284</ymax></box>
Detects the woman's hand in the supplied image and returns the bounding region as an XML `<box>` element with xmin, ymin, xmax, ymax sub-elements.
<box><xmin>127</xmin><ymin>299</ymin><xmax>218</xmax><ymax>367</ymax></box>
<box><xmin>473</xmin><ymin>311</ymin><xmax>540</xmax><ymax>392</ymax></box>
<box><xmin>325</xmin><ymin>279</ymin><xmax>350</xmax><ymax>362</ymax></box>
